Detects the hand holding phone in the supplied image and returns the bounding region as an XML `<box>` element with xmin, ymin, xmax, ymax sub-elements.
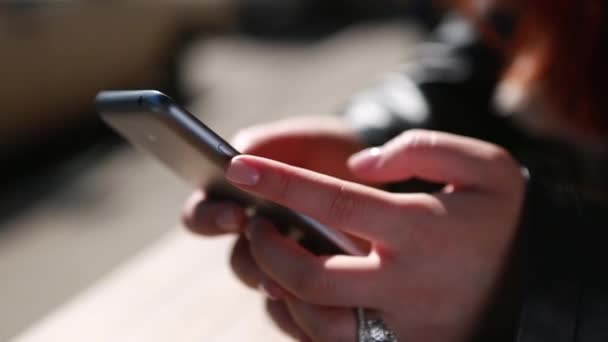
<box><xmin>96</xmin><ymin>90</ymin><xmax>366</xmax><ymax>256</ymax></box>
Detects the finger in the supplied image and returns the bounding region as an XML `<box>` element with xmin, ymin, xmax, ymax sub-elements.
<box><xmin>229</xmin><ymin>236</ymin><xmax>262</xmax><ymax>289</ymax></box>
<box><xmin>265</xmin><ymin>299</ymin><xmax>309</xmax><ymax>341</ymax></box>
<box><xmin>348</xmin><ymin>129</ymin><xmax>521</xmax><ymax>190</ymax></box>
<box><xmin>286</xmin><ymin>299</ymin><xmax>356</xmax><ymax>342</ymax></box>
<box><xmin>181</xmin><ymin>191</ymin><xmax>247</xmax><ymax>235</ymax></box>
<box><xmin>246</xmin><ymin>218</ymin><xmax>381</xmax><ymax>308</ymax></box>
<box><xmin>225</xmin><ymin>155</ymin><xmax>435</xmax><ymax>243</ymax></box>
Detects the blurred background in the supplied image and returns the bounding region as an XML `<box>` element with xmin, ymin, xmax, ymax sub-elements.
<box><xmin>0</xmin><ymin>0</ymin><xmax>432</xmax><ymax>339</ymax></box>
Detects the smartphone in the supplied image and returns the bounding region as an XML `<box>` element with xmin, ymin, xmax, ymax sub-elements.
<box><xmin>96</xmin><ymin>90</ymin><xmax>364</xmax><ymax>256</ymax></box>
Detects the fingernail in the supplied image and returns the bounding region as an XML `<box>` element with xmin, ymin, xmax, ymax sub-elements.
<box><xmin>349</xmin><ymin>147</ymin><xmax>382</xmax><ymax>170</ymax></box>
<box><xmin>258</xmin><ymin>282</ymin><xmax>280</xmax><ymax>301</ymax></box>
<box><xmin>216</xmin><ymin>210</ymin><xmax>240</xmax><ymax>232</ymax></box>
<box><xmin>226</xmin><ymin>157</ymin><xmax>260</xmax><ymax>186</ymax></box>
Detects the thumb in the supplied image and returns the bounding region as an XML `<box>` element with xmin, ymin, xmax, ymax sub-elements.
<box><xmin>347</xmin><ymin>130</ymin><xmax>519</xmax><ymax>190</ymax></box>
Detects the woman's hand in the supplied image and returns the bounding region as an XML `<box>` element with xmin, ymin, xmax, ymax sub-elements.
<box><xmin>224</xmin><ymin>129</ymin><xmax>527</xmax><ymax>342</ymax></box>
<box><xmin>181</xmin><ymin>116</ymin><xmax>366</xmax><ymax>340</ymax></box>
<box><xmin>182</xmin><ymin>116</ymin><xmax>365</xmax><ymax>236</ymax></box>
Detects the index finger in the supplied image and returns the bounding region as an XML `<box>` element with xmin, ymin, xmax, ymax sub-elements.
<box><xmin>224</xmin><ymin>155</ymin><xmax>441</xmax><ymax>244</ymax></box>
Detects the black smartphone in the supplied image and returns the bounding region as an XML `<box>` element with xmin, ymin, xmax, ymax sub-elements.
<box><xmin>96</xmin><ymin>90</ymin><xmax>364</xmax><ymax>256</ymax></box>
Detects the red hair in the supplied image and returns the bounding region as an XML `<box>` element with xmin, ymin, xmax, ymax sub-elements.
<box><xmin>462</xmin><ymin>0</ymin><xmax>608</xmax><ymax>135</ymax></box>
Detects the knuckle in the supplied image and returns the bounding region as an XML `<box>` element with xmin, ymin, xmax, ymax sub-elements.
<box><xmin>325</xmin><ymin>185</ymin><xmax>358</xmax><ymax>226</ymax></box>
<box><xmin>406</xmin><ymin>194</ymin><xmax>447</xmax><ymax>216</ymax></box>
<box><xmin>399</xmin><ymin>129</ymin><xmax>435</xmax><ymax>152</ymax></box>
<box><xmin>274</xmin><ymin>169</ymin><xmax>293</xmax><ymax>203</ymax></box>
<box><xmin>391</xmin><ymin>195</ymin><xmax>426</xmax><ymax>219</ymax></box>
<box><xmin>404</xmin><ymin>129</ymin><xmax>432</xmax><ymax>144</ymax></box>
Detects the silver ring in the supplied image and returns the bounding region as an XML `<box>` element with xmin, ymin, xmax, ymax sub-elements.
<box><xmin>357</xmin><ymin>308</ymin><xmax>398</xmax><ymax>342</ymax></box>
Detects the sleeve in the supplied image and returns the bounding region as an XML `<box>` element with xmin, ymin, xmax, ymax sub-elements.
<box><xmin>514</xmin><ymin>171</ymin><xmax>608</xmax><ymax>342</ymax></box>
<box><xmin>469</xmin><ymin>170</ymin><xmax>608</xmax><ymax>342</ymax></box>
